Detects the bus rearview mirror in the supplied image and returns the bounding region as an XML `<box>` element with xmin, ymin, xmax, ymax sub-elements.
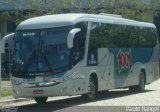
<box><xmin>67</xmin><ymin>28</ymin><xmax>81</xmax><ymax>49</ymax></box>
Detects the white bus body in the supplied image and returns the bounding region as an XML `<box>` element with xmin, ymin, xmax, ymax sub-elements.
<box><xmin>10</xmin><ymin>13</ymin><xmax>159</xmax><ymax>103</ymax></box>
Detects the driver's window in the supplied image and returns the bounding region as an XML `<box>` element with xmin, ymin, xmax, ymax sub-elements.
<box><xmin>72</xmin><ymin>22</ymin><xmax>88</xmax><ymax>65</ymax></box>
<box><xmin>73</xmin><ymin>32</ymin><xmax>81</xmax><ymax>63</ymax></box>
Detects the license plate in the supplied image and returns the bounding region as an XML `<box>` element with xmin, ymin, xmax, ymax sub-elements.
<box><xmin>33</xmin><ymin>90</ymin><xmax>44</xmax><ymax>94</ymax></box>
<box><xmin>35</xmin><ymin>77</ymin><xmax>43</xmax><ymax>82</ymax></box>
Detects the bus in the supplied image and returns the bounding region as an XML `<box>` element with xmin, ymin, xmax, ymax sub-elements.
<box><xmin>9</xmin><ymin>13</ymin><xmax>159</xmax><ymax>104</ymax></box>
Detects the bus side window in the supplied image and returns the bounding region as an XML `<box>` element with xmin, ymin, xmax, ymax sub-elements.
<box><xmin>88</xmin><ymin>22</ymin><xmax>99</xmax><ymax>51</ymax></box>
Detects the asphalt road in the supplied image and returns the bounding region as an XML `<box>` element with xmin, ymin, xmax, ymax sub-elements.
<box><xmin>1</xmin><ymin>80</ymin><xmax>160</xmax><ymax>112</ymax></box>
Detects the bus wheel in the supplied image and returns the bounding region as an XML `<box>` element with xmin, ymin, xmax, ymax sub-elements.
<box><xmin>83</xmin><ymin>77</ymin><xmax>96</xmax><ymax>100</ymax></box>
<box><xmin>129</xmin><ymin>71</ymin><xmax>146</xmax><ymax>92</ymax></box>
<box><xmin>34</xmin><ymin>97</ymin><xmax>48</xmax><ymax>104</ymax></box>
<box><xmin>138</xmin><ymin>71</ymin><xmax>146</xmax><ymax>91</ymax></box>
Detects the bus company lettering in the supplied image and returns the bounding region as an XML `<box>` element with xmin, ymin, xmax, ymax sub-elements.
<box><xmin>88</xmin><ymin>54</ymin><xmax>97</xmax><ymax>65</ymax></box>
<box><xmin>117</xmin><ymin>49</ymin><xmax>132</xmax><ymax>72</ymax></box>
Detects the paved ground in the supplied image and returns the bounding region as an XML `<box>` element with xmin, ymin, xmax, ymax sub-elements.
<box><xmin>0</xmin><ymin>79</ymin><xmax>160</xmax><ymax>112</ymax></box>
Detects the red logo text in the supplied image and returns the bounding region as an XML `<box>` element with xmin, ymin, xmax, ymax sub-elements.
<box><xmin>117</xmin><ymin>49</ymin><xmax>132</xmax><ymax>72</ymax></box>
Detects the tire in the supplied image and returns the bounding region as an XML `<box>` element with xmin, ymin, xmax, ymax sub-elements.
<box><xmin>138</xmin><ymin>71</ymin><xmax>146</xmax><ymax>91</ymax></box>
<box><xmin>81</xmin><ymin>77</ymin><xmax>96</xmax><ymax>101</ymax></box>
<box><xmin>129</xmin><ymin>86</ymin><xmax>137</xmax><ymax>92</ymax></box>
<box><xmin>34</xmin><ymin>97</ymin><xmax>48</xmax><ymax>104</ymax></box>
<box><xmin>129</xmin><ymin>71</ymin><xmax>146</xmax><ymax>92</ymax></box>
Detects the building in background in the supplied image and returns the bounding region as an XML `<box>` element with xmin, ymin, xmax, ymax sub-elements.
<box><xmin>0</xmin><ymin>0</ymin><xmax>30</xmax><ymax>38</ymax></box>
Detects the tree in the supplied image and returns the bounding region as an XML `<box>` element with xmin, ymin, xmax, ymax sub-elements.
<box><xmin>150</xmin><ymin>0</ymin><xmax>160</xmax><ymax>10</ymax></box>
<box><xmin>1</xmin><ymin>0</ymin><xmax>155</xmax><ymax>24</ymax></box>
<box><xmin>98</xmin><ymin>0</ymin><xmax>153</xmax><ymax>22</ymax></box>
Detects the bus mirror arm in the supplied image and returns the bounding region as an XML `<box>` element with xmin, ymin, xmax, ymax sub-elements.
<box><xmin>67</xmin><ymin>28</ymin><xmax>81</xmax><ymax>49</ymax></box>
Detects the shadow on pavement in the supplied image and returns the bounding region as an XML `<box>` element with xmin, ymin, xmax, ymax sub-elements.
<box><xmin>17</xmin><ymin>89</ymin><xmax>154</xmax><ymax>112</ymax></box>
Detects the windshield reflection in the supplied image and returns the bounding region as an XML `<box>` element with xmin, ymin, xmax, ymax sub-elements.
<box><xmin>12</xmin><ymin>28</ymin><xmax>70</xmax><ymax>75</ymax></box>
<box><xmin>12</xmin><ymin>31</ymin><xmax>39</xmax><ymax>73</ymax></box>
<box><xmin>40</xmin><ymin>29</ymin><xmax>69</xmax><ymax>72</ymax></box>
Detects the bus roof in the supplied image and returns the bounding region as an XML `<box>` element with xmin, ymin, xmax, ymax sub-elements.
<box><xmin>16</xmin><ymin>13</ymin><xmax>156</xmax><ymax>30</ymax></box>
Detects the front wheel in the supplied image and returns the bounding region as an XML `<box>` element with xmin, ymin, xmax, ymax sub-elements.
<box><xmin>81</xmin><ymin>77</ymin><xmax>96</xmax><ymax>101</ymax></box>
<box><xmin>34</xmin><ymin>97</ymin><xmax>48</xmax><ymax>104</ymax></box>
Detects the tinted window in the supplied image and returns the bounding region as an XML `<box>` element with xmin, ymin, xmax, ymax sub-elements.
<box><xmin>71</xmin><ymin>22</ymin><xmax>88</xmax><ymax>65</ymax></box>
<box><xmin>88</xmin><ymin>22</ymin><xmax>157</xmax><ymax>49</ymax></box>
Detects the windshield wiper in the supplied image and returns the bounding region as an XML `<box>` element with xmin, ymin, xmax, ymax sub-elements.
<box><xmin>41</xmin><ymin>52</ymin><xmax>54</xmax><ymax>74</ymax></box>
<box><xmin>41</xmin><ymin>40</ymin><xmax>54</xmax><ymax>74</ymax></box>
<box><xmin>23</xmin><ymin>46</ymin><xmax>37</xmax><ymax>73</ymax></box>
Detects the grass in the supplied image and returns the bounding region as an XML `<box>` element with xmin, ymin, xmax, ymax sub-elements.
<box><xmin>1</xmin><ymin>80</ymin><xmax>12</xmax><ymax>97</ymax></box>
<box><xmin>1</xmin><ymin>89</ymin><xmax>12</xmax><ymax>97</ymax></box>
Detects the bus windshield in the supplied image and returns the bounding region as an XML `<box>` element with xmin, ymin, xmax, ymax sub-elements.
<box><xmin>12</xmin><ymin>28</ymin><xmax>70</xmax><ymax>75</ymax></box>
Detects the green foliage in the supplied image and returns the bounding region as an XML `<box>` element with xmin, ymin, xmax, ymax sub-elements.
<box><xmin>99</xmin><ymin>0</ymin><xmax>153</xmax><ymax>22</ymax></box>
<box><xmin>150</xmin><ymin>0</ymin><xmax>160</xmax><ymax>9</ymax></box>
<box><xmin>1</xmin><ymin>0</ymin><xmax>156</xmax><ymax>24</ymax></box>
<box><xmin>1</xmin><ymin>89</ymin><xmax>12</xmax><ymax>97</ymax></box>
<box><xmin>0</xmin><ymin>12</ymin><xmax>12</xmax><ymax>21</ymax></box>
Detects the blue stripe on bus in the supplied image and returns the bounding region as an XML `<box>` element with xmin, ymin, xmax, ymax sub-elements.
<box><xmin>108</xmin><ymin>48</ymin><xmax>153</xmax><ymax>87</ymax></box>
<box><xmin>108</xmin><ymin>48</ymin><xmax>153</xmax><ymax>65</ymax></box>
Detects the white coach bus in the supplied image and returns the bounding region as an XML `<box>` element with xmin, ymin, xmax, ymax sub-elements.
<box><xmin>8</xmin><ymin>13</ymin><xmax>159</xmax><ymax>104</ymax></box>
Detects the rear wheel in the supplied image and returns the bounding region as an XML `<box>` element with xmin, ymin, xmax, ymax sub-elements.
<box><xmin>129</xmin><ymin>71</ymin><xmax>146</xmax><ymax>92</ymax></box>
<box><xmin>34</xmin><ymin>97</ymin><xmax>48</xmax><ymax>104</ymax></box>
<box><xmin>138</xmin><ymin>71</ymin><xmax>146</xmax><ymax>91</ymax></box>
<box><xmin>81</xmin><ymin>77</ymin><xmax>96</xmax><ymax>100</ymax></box>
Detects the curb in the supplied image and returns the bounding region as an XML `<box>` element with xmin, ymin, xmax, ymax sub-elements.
<box><xmin>0</xmin><ymin>98</ymin><xmax>31</xmax><ymax>104</ymax></box>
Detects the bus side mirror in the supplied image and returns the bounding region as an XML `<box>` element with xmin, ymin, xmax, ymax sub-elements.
<box><xmin>0</xmin><ymin>33</ymin><xmax>14</xmax><ymax>53</ymax></box>
<box><xmin>67</xmin><ymin>28</ymin><xmax>81</xmax><ymax>49</ymax></box>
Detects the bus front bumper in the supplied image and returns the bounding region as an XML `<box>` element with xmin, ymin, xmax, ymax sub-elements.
<box><xmin>12</xmin><ymin>80</ymin><xmax>74</xmax><ymax>98</ymax></box>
